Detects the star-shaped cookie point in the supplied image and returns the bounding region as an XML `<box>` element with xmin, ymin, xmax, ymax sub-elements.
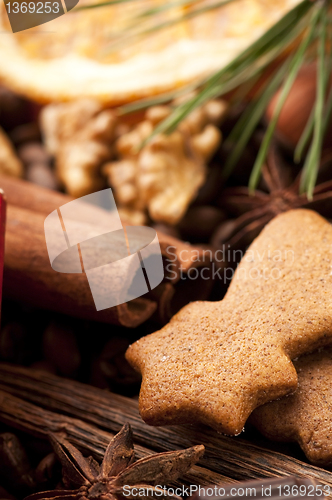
<box><xmin>126</xmin><ymin>209</ymin><xmax>332</xmax><ymax>435</ymax></box>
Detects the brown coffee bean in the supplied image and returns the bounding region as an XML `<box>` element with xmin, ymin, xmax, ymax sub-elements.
<box><xmin>43</xmin><ymin>321</ymin><xmax>81</xmax><ymax>377</ymax></box>
<box><xmin>0</xmin><ymin>433</ymin><xmax>35</xmax><ymax>495</ymax></box>
<box><xmin>90</xmin><ymin>357</ymin><xmax>110</xmax><ymax>390</ymax></box>
<box><xmin>194</xmin><ymin>163</ymin><xmax>225</xmax><ymax>205</ymax></box>
<box><xmin>91</xmin><ymin>337</ymin><xmax>141</xmax><ymax>392</ymax></box>
<box><xmin>178</xmin><ymin>206</ymin><xmax>225</xmax><ymax>242</ymax></box>
<box><xmin>0</xmin><ymin>322</ymin><xmax>27</xmax><ymax>363</ymax></box>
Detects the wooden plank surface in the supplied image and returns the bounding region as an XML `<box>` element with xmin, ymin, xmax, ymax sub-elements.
<box><xmin>0</xmin><ymin>363</ymin><xmax>331</xmax><ymax>496</ymax></box>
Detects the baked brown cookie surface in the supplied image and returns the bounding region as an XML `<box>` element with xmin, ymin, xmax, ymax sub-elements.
<box><xmin>126</xmin><ymin>209</ymin><xmax>332</xmax><ymax>435</ymax></box>
<box><xmin>251</xmin><ymin>346</ymin><xmax>332</xmax><ymax>467</ymax></box>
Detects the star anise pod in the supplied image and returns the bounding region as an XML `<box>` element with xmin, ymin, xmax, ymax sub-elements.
<box><xmin>25</xmin><ymin>424</ymin><xmax>204</xmax><ymax>500</ymax></box>
<box><xmin>212</xmin><ymin>142</ymin><xmax>332</xmax><ymax>251</ymax></box>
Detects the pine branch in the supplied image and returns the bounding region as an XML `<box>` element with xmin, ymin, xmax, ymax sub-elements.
<box><xmin>139</xmin><ymin>0</ymin><xmax>314</xmax><ymax>145</ymax></box>
<box><xmin>300</xmin><ymin>3</ymin><xmax>329</xmax><ymax>197</ymax></box>
<box><xmin>249</xmin><ymin>3</ymin><xmax>322</xmax><ymax>192</ymax></box>
<box><xmin>79</xmin><ymin>0</ymin><xmax>329</xmax><ymax>197</ymax></box>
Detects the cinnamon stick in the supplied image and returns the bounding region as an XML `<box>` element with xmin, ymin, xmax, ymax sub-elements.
<box><xmin>0</xmin><ymin>175</ymin><xmax>214</xmax><ymax>326</ymax></box>
<box><xmin>0</xmin><ymin>364</ymin><xmax>331</xmax><ymax>494</ymax></box>
<box><xmin>4</xmin><ymin>203</ymin><xmax>156</xmax><ymax>326</ymax></box>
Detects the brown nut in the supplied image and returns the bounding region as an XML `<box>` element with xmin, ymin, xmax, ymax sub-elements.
<box><xmin>40</xmin><ymin>99</ymin><xmax>117</xmax><ymax>197</ymax></box>
<box><xmin>104</xmin><ymin>99</ymin><xmax>226</xmax><ymax>225</ymax></box>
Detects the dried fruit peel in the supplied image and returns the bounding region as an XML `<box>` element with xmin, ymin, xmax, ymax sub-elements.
<box><xmin>0</xmin><ymin>0</ymin><xmax>300</xmax><ymax>105</ymax></box>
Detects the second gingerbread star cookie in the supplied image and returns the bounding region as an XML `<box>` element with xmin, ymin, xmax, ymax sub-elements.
<box><xmin>250</xmin><ymin>346</ymin><xmax>332</xmax><ymax>467</ymax></box>
<box><xmin>126</xmin><ymin>209</ymin><xmax>332</xmax><ymax>435</ymax></box>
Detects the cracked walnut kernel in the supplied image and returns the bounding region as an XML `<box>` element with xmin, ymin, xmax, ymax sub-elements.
<box><xmin>103</xmin><ymin>99</ymin><xmax>227</xmax><ymax>225</ymax></box>
<box><xmin>40</xmin><ymin>99</ymin><xmax>118</xmax><ymax>198</ymax></box>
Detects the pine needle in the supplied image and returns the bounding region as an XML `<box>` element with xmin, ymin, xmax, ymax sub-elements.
<box><xmin>81</xmin><ymin>0</ymin><xmax>329</xmax><ymax>198</ymax></box>
<box><xmin>135</xmin><ymin>0</ymin><xmax>201</xmax><ymax>20</ymax></box>
<box><xmin>223</xmin><ymin>57</ymin><xmax>292</xmax><ymax>180</ymax></box>
<box><xmin>223</xmin><ymin>11</ymin><xmax>311</xmax><ymax>178</ymax></box>
<box><xmin>140</xmin><ymin>0</ymin><xmax>314</xmax><ymax>145</ymax></box>
<box><xmin>119</xmin><ymin>81</ymin><xmax>201</xmax><ymax>115</ymax></box>
<box><xmin>102</xmin><ymin>0</ymin><xmax>238</xmax><ymax>54</ymax></box>
<box><xmin>120</xmin><ymin>4</ymin><xmax>309</xmax><ymax>117</ymax></box>
<box><xmin>295</xmin><ymin>9</ymin><xmax>332</xmax><ymax>164</ymax></box>
<box><xmin>77</xmin><ymin>0</ymin><xmax>139</xmax><ymax>10</ymax></box>
<box><xmin>294</xmin><ymin>106</ymin><xmax>315</xmax><ymax>163</ymax></box>
<box><xmin>300</xmin><ymin>4</ymin><xmax>328</xmax><ymax>198</ymax></box>
<box><xmin>249</xmin><ymin>3</ymin><xmax>322</xmax><ymax>192</ymax></box>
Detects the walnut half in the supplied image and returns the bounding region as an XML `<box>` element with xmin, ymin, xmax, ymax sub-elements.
<box><xmin>40</xmin><ymin>99</ymin><xmax>117</xmax><ymax>198</ymax></box>
<box><xmin>103</xmin><ymin>99</ymin><xmax>227</xmax><ymax>225</ymax></box>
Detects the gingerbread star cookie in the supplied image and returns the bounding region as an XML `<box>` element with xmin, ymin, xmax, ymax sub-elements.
<box><xmin>126</xmin><ymin>209</ymin><xmax>332</xmax><ymax>435</ymax></box>
<box><xmin>251</xmin><ymin>346</ymin><xmax>332</xmax><ymax>467</ymax></box>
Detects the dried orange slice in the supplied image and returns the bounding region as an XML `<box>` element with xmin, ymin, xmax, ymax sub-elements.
<box><xmin>0</xmin><ymin>0</ymin><xmax>300</xmax><ymax>105</ymax></box>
